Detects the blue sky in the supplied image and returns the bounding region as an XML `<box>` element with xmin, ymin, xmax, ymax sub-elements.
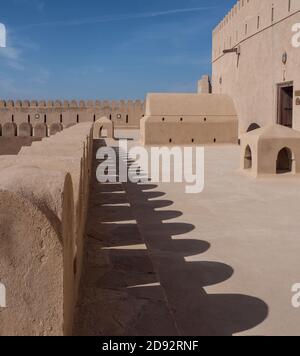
<box><xmin>0</xmin><ymin>0</ymin><xmax>236</xmax><ymax>100</ymax></box>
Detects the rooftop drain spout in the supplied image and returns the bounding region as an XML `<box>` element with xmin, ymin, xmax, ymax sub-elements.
<box><xmin>223</xmin><ymin>46</ymin><xmax>241</xmax><ymax>55</ymax></box>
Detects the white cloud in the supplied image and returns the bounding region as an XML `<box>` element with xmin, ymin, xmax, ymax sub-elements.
<box><xmin>0</xmin><ymin>77</ymin><xmax>29</xmax><ymax>96</ymax></box>
<box><xmin>0</xmin><ymin>46</ymin><xmax>21</xmax><ymax>61</ymax></box>
<box><xmin>17</xmin><ymin>6</ymin><xmax>216</xmax><ymax>30</ymax></box>
<box><xmin>0</xmin><ymin>66</ymin><xmax>50</xmax><ymax>98</ymax></box>
<box><xmin>0</xmin><ymin>28</ymin><xmax>40</xmax><ymax>71</ymax></box>
<box><xmin>0</xmin><ymin>46</ymin><xmax>24</xmax><ymax>70</ymax></box>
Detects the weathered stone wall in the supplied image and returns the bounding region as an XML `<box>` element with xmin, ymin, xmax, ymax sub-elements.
<box><xmin>212</xmin><ymin>0</ymin><xmax>300</xmax><ymax>134</ymax></box>
<box><xmin>141</xmin><ymin>93</ymin><xmax>238</xmax><ymax>145</ymax></box>
<box><xmin>0</xmin><ymin>100</ymin><xmax>145</xmax><ymax>135</ymax></box>
<box><xmin>0</xmin><ymin>123</ymin><xmax>93</xmax><ymax>336</ymax></box>
<box><xmin>93</xmin><ymin>116</ymin><xmax>114</xmax><ymax>139</ymax></box>
<box><xmin>240</xmin><ymin>124</ymin><xmax>300</xmax><ymax>176</ymax></box>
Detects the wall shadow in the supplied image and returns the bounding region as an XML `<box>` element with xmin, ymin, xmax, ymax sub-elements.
<box><xmin>0</xmin><ymin>137</ymin><xmax>41</xmax><ymax>155</ymax></box>
<box><xmin>73</xmin><ymin>139</ymin><xmax>268</xmax><ymax>336</ymax></box>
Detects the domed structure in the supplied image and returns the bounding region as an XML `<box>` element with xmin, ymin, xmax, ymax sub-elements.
<box><xmin>240</xmin><ymin>124</ymin><xmax>300</xmax><ymax>176</ymax></box>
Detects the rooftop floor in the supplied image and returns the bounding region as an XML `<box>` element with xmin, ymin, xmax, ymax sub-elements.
<box><xmin>74</xmin><ymin>130</ymin><xmax>300</xmax><ymax>336</ymax></box>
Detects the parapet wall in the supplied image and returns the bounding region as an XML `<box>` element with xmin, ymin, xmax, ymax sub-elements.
<box><xmin>141</xmin><ymin>93</ymin><xmax>238</xmax><ymax>145</ymax></box>
<box><xmin>0</xmin><ymin>99</ymin><xmax>145</xmax><ymax>132</ymax></box>
<box><xmin>0</xmin><ymin>123</ymin><xmax>93</xmax><ymax>336</ymax></box>
<box><xmin>212</xmin><ymin>0</ymin><xmax>300</xmax><ymax>61</ymax></box>
<box><xmin>212</xmin><ymin>0</ymin><xmax>300</xmax><ymax>133</ymax></box>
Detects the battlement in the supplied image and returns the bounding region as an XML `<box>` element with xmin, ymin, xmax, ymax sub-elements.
<box><xmin>212</xmin><ymin>0</ymin><xmax>300</xmax><ymax>61</ymax></box>
<box><xmin>0</xmin><ymin>123</ymin><xmax>93</xmax><ymax>335</ymax></box>
<box><xmin>0</xmin><ymin>99</ymin><xmax>144</xmax><ymax>109</ymax></box>
<box><xmin>0</xmin><ymin>99</ymin><xmax>145</xmax><ymax>130</ymax></box>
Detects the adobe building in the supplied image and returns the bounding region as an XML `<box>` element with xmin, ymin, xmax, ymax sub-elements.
<box><xmin>212</xmin><ymin>0</ymin><xmax>300</xmax><ymax>134</ymax></box>
<box><xmin>141</xmin><ymin>93</ymin><xmax>238</xmax><ymax>145</ymax></box>
<box><xmin>0</xmin><ymin>100</ymin><xmax>144</xmax><ymax>154</ymax></box>
<box><xmin>141</xmin><ymin>0</ymin><xmax>300</xmax><ymax>146</ymax></box>
<box><xmin>0</xmin><ymin>99</ymin><xmax>145</xmax><ymax>134</ymax></box>
<box><xmin>240</xmin><ymin>124</ymin><xmax>300</xmax><ymax>176</ymax></box>
<box><xmin>1</xmin><ymin>0</ymin><xmax>300</xmax><ymax>337</ymax></box>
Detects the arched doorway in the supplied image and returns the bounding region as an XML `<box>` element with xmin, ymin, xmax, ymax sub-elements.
<box><xmin>244</xmin><ymin>145</ymin><xmax>252</xmax><ymax>169</ymax></box>
<box><xmin>276</xmin><ymin>147</ymin><xmax>293</xmax><ymax>174</ymax></box>
<box><xmin>247</xmin><ymin>123</ymin><xmax>260</xmax><ymax>132</ymax></box>
<box><xmin>99</xmin><ymin>126</ymin><xmax>108</xmax><ymax>138</ymax></box>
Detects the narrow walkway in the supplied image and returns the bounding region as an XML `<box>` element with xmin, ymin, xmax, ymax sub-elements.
<box><xmin>73</xmin><ymin>139</ymin><xmax>178</xmax><ymax>336</ymax></box>
<box><xmin>74</xmin><ymin>136</ymin><xmax>271</xmax><ymax>336</ymax></box>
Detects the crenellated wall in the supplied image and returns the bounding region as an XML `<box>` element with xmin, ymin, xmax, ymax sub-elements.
<box><xmin>213</xmin><ymin>0</ymin><xmax>300</xmax><ymax>60</ymax></box>
<box><xmin>0</xmin><ymin>99</ymin><xmax>145</xmax><ymax>135</ymax></box>
<box><xmin>212</xmin><ymin>0</ymin><xmax>300</xmax><ymax>134</ymax></box>
<box><xmin>0</xmin><ymin>123</ymin><xmax>93</xmax><ymax>336</ymax></box>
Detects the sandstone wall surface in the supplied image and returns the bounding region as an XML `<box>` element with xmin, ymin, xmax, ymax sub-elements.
<box><xmin>0</xmin><ymin>123</ymin><xmax>93</xmax><ymax>336</ymax></box>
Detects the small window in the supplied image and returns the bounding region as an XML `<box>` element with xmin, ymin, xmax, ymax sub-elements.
<box><xmin>247</xmin><ymin>123</ymin><xmax>260</xmax><ymax>132</ymax></box>
<box><xmin>244</xmin><ymin>145</ymin><xmax>252</xmax><ymax>169</ymax></box>
<box><xmin>277</xmin><ymin>147</ymin><xmax>293</xmax><ymax>174</ymax></box>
